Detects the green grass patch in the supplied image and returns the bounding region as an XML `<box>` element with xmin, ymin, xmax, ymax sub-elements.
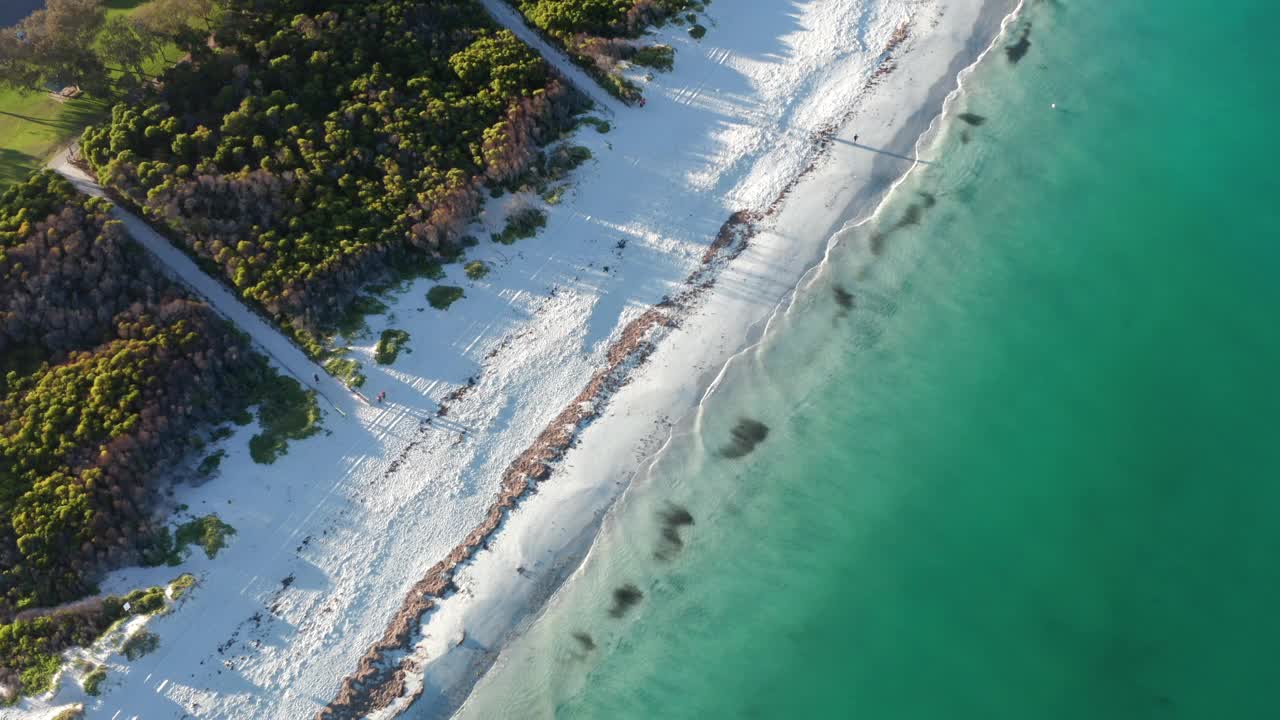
<box><xmin>52</xmin><ymin>707</ymin><xmax>85</xmax><ymax>720</ymax></box>
<box><xmin>492</xmin><ymin>207</ymin><xmax>547</xmax><ymax>244</ymax></box>
<box><xmin>374</xmin><ymin>329</ymin><xmax>411</xmax><ymax>365</ymax></box>
<box><xmin>248</xmin><ymin>376</ymin><xmax>321</xmax><ymax>464</ymax></box>
<box><xmin>324</xmin><ymin>356</ymin><xmax>366</xmax><ymax>389</ymax></box>
<box><xmin>427</xmin><ymin>285</ymin><xmax>465</xmax><ymax>310</ymax></box>
<box><xmin>632</xmin><ymin>45</ymin><xmax>675</xmax><ymax>72</ymax></box>
<box><xmin>197</xmin><ymin>450</ymin><xmax>225</xmax><ymax>477</ymax></box>
<box><xmin>83</xmin><ymin>664</ymin><xmax>107</xmax><ymax>696</ymax></box>
<box><xmin>121</xmin><ymin>630</ymin><xmax>159</xmax><ymax>661</ymax></box>
<box><xmin>464</xmin><ymin>260</ymin><xmax>490</xmax><ymax>280</ymax></box>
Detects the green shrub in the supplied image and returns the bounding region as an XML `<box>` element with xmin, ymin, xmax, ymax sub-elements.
<box><xmin>197</xmin><ymin>450</ymin><xmax>225</xmax><ymax>477</ymax></box>
<box><xmin>52</xmin><ymin>707</ymin><xmax>85</xmax><ymax>720</ymax></box>
<box><xmin>209</xmin><ymin>426</ymin><xmax>233</xmax><ymax>442</ymax></box>
<box><xmin>324</xmin><ymin>356</ymin><xmax>366</xmax><ymax>389</ymax></box>
<box><xmin>578</xmin><ymin>117</ymin><xmax>611</xmax><ymax>134</ymax></box>
<box><xmin>464</xmin><ymin>261</ymin><xmax>490</xmax><ymax>280</ymax></box>
<box><xmin>120</xmin><ymin>586</ymin><xmax>168</xmax><ymax>615</ymax></box>
<box><xmin>427</xmin><ymin>285</ymin><xmax>465</xmax><ymax>310</ymax></box>
<box><xmin>169</xmin><ymin>573</ymin><xmax>197</xmax><ymax>601</ymax></box>
<box><xmin>632</xmin><ymin>45</ymin><xmax>675</xmax><ymax>72</ymax></box>
<box><xmin>545</xmin><ymin>145</ymin><xmax>592</xmax><ymax>180</ymax></box>
<box><xmin>174</xmin><ymin>515</ymin><xmax>236</xmax><ymax>560</ymax></box>
<box><xmin>492</xmin><ymin>207</ymin><xmax>547</xmax><ymax>244</ymax></box>
<box><xmin>121</xmin><ymin>630</ymin><xmax>159</xmax><ymax>661</ymax></box>
<box><xmin>83</xmin><ymin>665</ymin><xmax>107</xmax><ymax>696</ymax></box>
<box><xmin>19</xmin><ymin>653</ymin><xmax>59</xmax><ymax>697</ymax></box>
<box><xmin>248</xmin><ymin>376</ymin><xmax>322</xmax><ymax>464</ymax></box>
<box><xmin>690</xmin><ymin>23</ymin><xmax>707</xmax><ymax>39</ymax></box>
<box><xmin>374</xmin><ymin>329</ymin><xmax>411</xmax><ymax>365</ymax></box>
<box><xmin>332</xmin><ymin>294</ymin><xmax>389</xmax><ymax>340</ymax></box>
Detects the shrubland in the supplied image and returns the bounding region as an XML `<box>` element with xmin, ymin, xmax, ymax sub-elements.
<box><xmin>0</xmin><ymin>172</ymin><xmax>311</xmax><ymax>625</ymax></box>
<box><xmin>79</xmin><ymin>0</ymin><xmax>585</xmax><ymax>352</ymax></box>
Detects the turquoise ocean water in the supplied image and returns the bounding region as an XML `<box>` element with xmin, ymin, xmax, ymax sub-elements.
<box><xmin>453</xmin><ymin>1</ymin><xmax>1280</xmax><ymax>717</ymax></box>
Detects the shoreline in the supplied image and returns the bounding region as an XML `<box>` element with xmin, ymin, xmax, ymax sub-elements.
<box><xmin>380</xmin><ymin>0</ymin><xmax>1024</xmax><ymax>717</ymax></box>
<box><xmin>2</xmin><ymin>2</ymin><xmax>1019</xmax><ymax>718</ymax></box>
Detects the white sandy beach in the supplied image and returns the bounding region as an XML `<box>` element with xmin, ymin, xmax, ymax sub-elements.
<box><xmin>4</xmin><ymin>1</ymin><xmax>1019</xmax><ymax>718</ymax></box>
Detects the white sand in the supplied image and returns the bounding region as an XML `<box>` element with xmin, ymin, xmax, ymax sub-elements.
<box><xmin>5</xmin><ymin>1</ymin><xmax>1020</xmax><ymax>717</ymax></box>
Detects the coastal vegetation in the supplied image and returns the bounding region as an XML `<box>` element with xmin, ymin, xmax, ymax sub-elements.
<box><xmin>324</xmin><ymin>356</ymin><xmax>366</xmax><ymax>389</ymax></box>
<box><xmin>78</xmin><ymin>0</ymin><xmax>584</xmax><ymax>359</ymax></box>
<box><xmin>505</xmin><ymin>0</ymin><xmax>700</xmax><ymax>102</ymax></box>
<box><xmin>428</xmin><ymin>285</ymin><xmax>466</xmax><ymax>310</ymax></box>
<box><xmin>0</xmin><ymin>576</ymin><xmax>180</xmax><ymax>701</ymax></box>
<box><xmin>143</xmin><ymin>513</ymin><xmax>236</xmax><ymax>566</ymax></box>
<box><xmin>492</xmin><ymin>207</ymin><xmax>548</xmax><ymax>244</ymax></box>
<box><xmin>120</xmin><ymin>628</ymin><xmax>157</xmax><ymax>660</ymax></box>
<box><xmin>374</xmin><ymin>329</ymin><xmax>411</xmax><ymax>365</ymax></box>
<box><xmin>0</xmin><ymin>171</ymin><xmax>311</xmax><ymax>637</ymax></box>
<box><xmin>464</xmin><ymin>260</ymin><xmax>490</xmax><ymax>280</ymax></box>
<box><xmin>81</xmin><ymin>663</ymin><xmax>105</xmax><ymax>695</ymax></box>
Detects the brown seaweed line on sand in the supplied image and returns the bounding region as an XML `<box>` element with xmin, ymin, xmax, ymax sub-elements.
<box><xmin>317</xmin><ymin>21</ymin><xmax>919</xmax><ymax>719</ymax></box>
<box><xmin>316</xmin><ymin>213</ymin><xmax>757</xmax><ymax>719</ymax></box>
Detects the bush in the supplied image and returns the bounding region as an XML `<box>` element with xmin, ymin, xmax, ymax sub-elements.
<box><xmin>248</xmin><ymin>377</ymin><xmax>321</xmax><ymax>464</ymax></box>
<box><xmin>374</xmin><ymin>329</ymin><xmax>411</xmax><ymax>365</ymax></box>
<box><xmin>545</xmin><ymin>145</ymin><xmax>592</xmax><ymax>180</ymax></box>
<box><xmin>83</xmin><ymin>665</ymin><xmax>107</xmax><ymax>696</ymax></box>
<box><xmin>492</xmin><ymin>207</ymin><xmax>548</xmax><ymax>244</ymax></box>
<box><xmin>632</xmin><ymin>45</ymin><xmax>675</xmax><ymax>72</ymax></box>
<box><xmin>121</xmin><ymin>630</ymin><xmax>159</xmax><ymax>661</ymax></box>
<box><xmin>324</xmin><ymin>356</ymin><xmax>366</xmax><ymax>389</ymax></box>
<box><xmin>464</xmin><ymin>261</ymin><xmax>490</xmax><ymax>280</ymax></box>
<box><xmin>197</xmin><ymin>450</ymin><xmax>225</xmax><ymax>477</ymax></box>
<box><xmin>689</xmin><ymin>24</ymin><xmax>707</xmax><ymax>39</ymax></box>
<box><xmin>18</xmin><ymin>653</ymin><xmax>59</xmax><ymax>697</ymax></box>
<box><xmin>169</xmin><ymin>573</ymin><xmax>197</xmax><ymax>601</ymax></box>
<box><xmin>427</xmin><ymin>285</ymin><xmax>465</xmax><ymax>310</ymax></box>
<box><xmin>579</xmin><ymin>117</ymin><xmax>611</xmax><ymax>134</ymax></box>
<box><xmin>120</xmin><ymin>586</ymin><xmax>167</xmax><ymax>616</ymax></box>
<box><xmin>174</xmin><ymin>515</ymin><xmax>236</xmax><ymax>560</ymax></box>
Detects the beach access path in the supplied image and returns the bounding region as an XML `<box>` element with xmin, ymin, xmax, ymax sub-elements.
<box><xmin>49</xmin><ymin>148</ymin><xmax>356</xmax><ymax>416</ymax></box>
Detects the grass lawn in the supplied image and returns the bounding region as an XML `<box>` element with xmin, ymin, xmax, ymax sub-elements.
<box><xmin>0</xmin><ymin>0</ymin><xmax>176</xmax><ymax>189</ymax></box>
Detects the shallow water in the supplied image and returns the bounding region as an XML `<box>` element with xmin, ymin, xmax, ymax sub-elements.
<box><xmin>452</xmin><ymin>1</ymin><xmax>1280</xmax><ymax>717</ymax></box>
